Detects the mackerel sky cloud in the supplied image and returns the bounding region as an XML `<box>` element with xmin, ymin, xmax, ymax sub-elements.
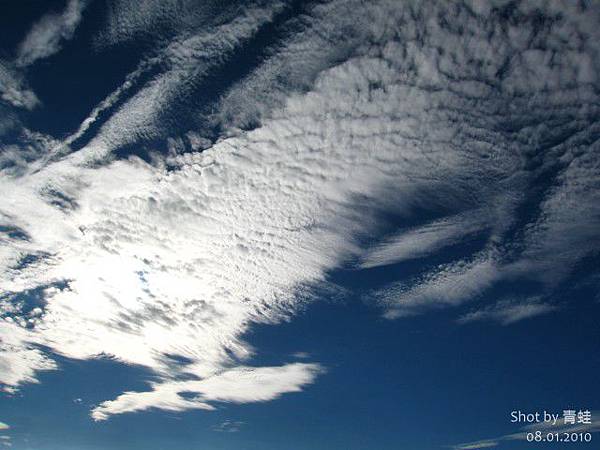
<box><xmin>0</xmin><ymin>0</ymin><xmax>598</xmax><ymax>444</ymax></box>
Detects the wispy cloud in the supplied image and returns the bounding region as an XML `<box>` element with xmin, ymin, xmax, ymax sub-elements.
<box><xmin>91</xmin><ymin>363</ymin><xmax>322</xmax><ymax>421</ymax></box>
<box><xmin>212</xmin><ymin>420</ymin><xmax>245</xmax><ymax>433</ymax></box>
<box><xmin>358</xmin><ymin>209</ymin><xmax>491</xmax><ymax>269</ymax></box>
<box><xmin>16</xmin><ymin>0</ymin><xmax>88</xmax><ymax>67</ymax></box>
<box><xmin>372</xmin><ymin>254</ymin><xmax>500</xmax><ymax>319</ymax></box>
<box><xmin>450</xmin><ymin>412</ymin><xmax>600</xmax><ymax>450</ymax></box>
<box><xmin>451</xmin><ymin>440</ymin><xmax>498</xmax><ymax>450</ymax></box>
<box><xmin>0</xmin><ymin>61</ymin><xmax>39</xmax><ymax>110</ymax></box>
<box><xmin>57</xmin><ymin>1</ymin><xmax>288</xmax><ymax>157</ymax></box>
<box><xmin>0</xmin><ymin>423</ymin><xmax>12</xmax><ymax>448</ymax></box>
<box><xmin>458</xmin><ymin>297</ymin><xmax>557</xmax><ymax>326</ymax></box>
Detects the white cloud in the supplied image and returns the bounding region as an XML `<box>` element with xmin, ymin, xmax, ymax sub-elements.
<box><xmin>510</xmin><ymin>143</ymin><xmax>600</xmax><ymax>285</ymax></box>
<box><xmin>0</xmin><ymin>321</ymin><xmax>57</xmax><ymax>391</ymax></box>
<box><xmin>16</xmin><ymin>0</ymin><xmax>88</xmax><ymax>67</ymax></box>
<box><xmin>358</xmin><ymin>209</ymin><xmax>491</xmax><ymax>269</ymax></box>
<box><xmin>0</xmin><ymin>423</ymin><xmax>8</xmax><ymax>431</ymax></box>
<box><xmin>458</xmin><ymin>297</ymin><xmax>557</xmax><ymax>325</ymax></box>
<box><xmin>59</xmin><ymin>1</ymin><xmax>287</xmax><ymax>156</ymax></box>
<box><xmin>209</xmin><ymin>0</ymin><xmax>383</xmax><ymax>132</ymax></box>
<box><xmin>0</xmin><ymin>61</ymin><xmax>39</xmax><ymax>110</ymax></box>
<box><xmin>91</xmin><ymin>363</ymin><xmax>322</xmax><ymax>421</ymax></box>
<box><xmin>1</xmin><ymin>39</ymin><xmax>415</xmax><ymax>415</ymax></box>
<box><xmin>451</xmin><ymin>411</ymin><xmax>600</xmax><ymax>450</ymax></box>
<box><xmin>451</xmin><ymin>440</ymin><xmax>498</xmax><ymax>450</ymax></box>
<box><xmin>372</xmin><ymin>254</ymin><xmax>500</xmax><ymax>319</ymax></box>
<box><xmin>94</xmin><ymin>0</ymin><xmax>225</xmax><ymax>49</ymax></box>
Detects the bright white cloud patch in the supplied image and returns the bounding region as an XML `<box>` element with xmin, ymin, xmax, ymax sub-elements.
<box><xmin>91</xmin><ymin>363</ymin><xmax>322</xmax><ymax>420</ymax></box>
<box><xmin>0</xmin><ymin>0</ymin><xmax>599</xmax><ymax>420</ymax></box>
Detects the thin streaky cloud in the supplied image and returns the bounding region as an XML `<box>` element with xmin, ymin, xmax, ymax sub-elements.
<box><xmin>450</xmin><ymin>441</ymin><xmax>498</xmax><ymax>450</ymax></box>
<box><xmin>358</xmin><ymin>209</ymin><xmax>490</xmax><ymax>269</ymax></box>
<box><xmin>458</xmin><ymin>297</ymin><xmax>558</xmax><ymax>326</ymax></box>
<box><xmin>64</xmin><ymin>1</ymin><xmax>288</xmax><ymax>160</ymax></box>
<box><xmin>91</xmin><ymin>363</ymin><xmax>323</xmax><ymax>421</ymax></box>
<box><xmin>450</xmin><ymin>411</ymin><xmax>600</xmax><ymax>450</ymax></box>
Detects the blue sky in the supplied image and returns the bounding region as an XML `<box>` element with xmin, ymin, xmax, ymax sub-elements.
<box><xmin>0</xmin><ymin>1</ymin><xmax>599</xmax><ymax>449</ymax></box>
<box><xmin>1</xmin><ymin>286</ymin><xmax>599</xmax><ymax>450</ymax></box>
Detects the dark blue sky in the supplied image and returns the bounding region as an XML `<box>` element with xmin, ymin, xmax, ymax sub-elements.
<box><xmin>1</xmin><ymin>278</ymin><xmax>599</xmax><ymax>450</ymax></box>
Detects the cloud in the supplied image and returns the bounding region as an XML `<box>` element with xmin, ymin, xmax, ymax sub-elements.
<box><xmin>71</xmin><ymin>0</ymin><xmax>404</xmax><ymax>158</ymax></box>
<box><xmin>451</xmin><ymin>411</ymin><xmax>600</xmax><ymax>450</ymax></box>
<box><xmin>0</xmin><ymin>321</ymin><xmax>57</xmax><ymax>392</ymax></box>
<box><xmin>458</xmin><ymin>297</ymin><xmax>557</xmax><ymax>325</ymax></box>
<box><xmin>212</xmin><ymin>420</ymin><xmax>245</xmax><ymax>433</ymax></box>
<box><xmin>0</xmin><ymin>128</ymin><xmax>62</xmax><ymax>176</ymax></box>
<box><xmin>451</xmin><ymin>440</ymin><xmax>498</xmax><ymax>450</ymax></box>
<box><xmin>59</xmin><ymin>1</ymin><xmax>288</xmax><ymax>156</ymax></box>
<box><xmin>16</xmin><ymin>0</ymin><xmax>88</xmax><ymax>67</ymax></box>
<box><xmin>510</xmin><ymin>144</ymin><xmax>600</xmax><ymax>284</ymax></box>
<box><xmin>0</xmin><ymin>61</ymin><xmax>39</xmax><ymax>110</ymax></box>
<box><xmin>358</xmin><ymin>209</ymin><xmax>491</xmax><ymax>269</ymax></box>
<box><xmin>359</xmin><ymin>0</ymin><xmax>600</xmax><ymax>319</ymax></box>
<box><xmin>209</xmin><ymin>0</ymin><xmax>382</xmax><ymax>133</ymax></box>
<box><xmin>0</xmin><ymin>423</ymin><xmax>8</xmax><ymax>430</ymax></box>
<box><xmin>1</xmin><ymin>35</ymin><xmax>407</xmax><ymax>413</ymax></box>
<box><xmin>372</xmin><ymin>254</ymin><xmax>500</xmax><ymax>318</ymax></box>
<box><xmin>94</xmin><ymin>0</ymin><xmax>224</xmax><ymax>49</ymax></box>
<box><xmin>91</xmin><ymin>363</ymin><xmax>322</xmax><ymax>421</ymax></box>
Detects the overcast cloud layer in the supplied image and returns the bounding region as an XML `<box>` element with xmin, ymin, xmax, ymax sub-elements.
<box><xmin>1</xmin><ymin>0</ymin><xmax>599</xmax><ymax>420</ymax></box>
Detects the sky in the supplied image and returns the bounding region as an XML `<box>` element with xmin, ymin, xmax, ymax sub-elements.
<box><xmin>0</xmin><ymin>0</ymin><xmax>599</xmax><ymax>449</ymax></box>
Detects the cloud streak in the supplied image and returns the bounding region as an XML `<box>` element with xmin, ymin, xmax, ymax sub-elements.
<box><xmin>91</xmin><ymin>363</ymin><xmax>322</xmax><ymax>420</ymax></box>
<box><xmin>358</xmin><ymin>209</ymin><xmax>491</xmax><ymax>269</ymax></box>
<box><xmin>16</xmin><ymin>0</ymin><xmax>88</xmax><ymax>67</ymax></box>
<box><xmin>0</xmin><ymin>61</ymin><xmax>39</xmax><ymax>110</ymax></box>
<box><xmin>450</xmin><ymin>411</ymin><xmax>600</xmax><ymax>450</ymax></box>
